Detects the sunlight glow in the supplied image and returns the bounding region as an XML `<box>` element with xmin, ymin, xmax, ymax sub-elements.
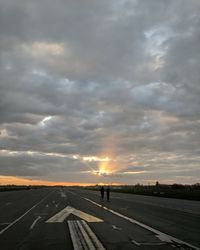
<box><xmin>123</xmin><ymin>171</ymin><xmax>149</xmax><ymax>175</ymax></box>
<box><xmin>39</xmin><ymin>116</ymin><xmax>52</xmax><ymax>127</ymax></box>
<box><xmin>92</xmin><ymin>169</ymin><xmax>111</xmax><ymax>176</ymax></box>
<box><xmin>83</xmin><ymin>156</ymin><xmax>110</xmax><ymax>162</ymax></box>
<box><xmin>22</xmin><ymin>42</ymin><xmax>65</xmax><ymax>56</ymax></box>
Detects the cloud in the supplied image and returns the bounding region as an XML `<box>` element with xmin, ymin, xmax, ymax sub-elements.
<box><xmin>0</xmin><ymin>0</ymin><xmax>200</xmax><ymax>184</ymax></box>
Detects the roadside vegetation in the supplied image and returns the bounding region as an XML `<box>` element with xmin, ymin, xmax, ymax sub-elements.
<box><xmin>1</xmin><ymin>183</ymin><xmax>200</xmax><ymax>201</ymax></box>
<box><xmin>86</xmin><ymin>182</ymin><xmax>200</xmax><ymax>201</ymax></box>
<box><xmin>0</xmin><ymin>185</ymin><xmax>47</xmax><ymax>192</ymax></box>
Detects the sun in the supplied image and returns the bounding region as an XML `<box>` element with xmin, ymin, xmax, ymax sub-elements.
<box><xmin>92</xmin><ymin>161</ymin><xmax>113</xmax><ymax>176</ymax></box>
<box><xmin>92</xmin><ymin>169</ymin><xmax>111</xmax><ymax>176</ymax></box>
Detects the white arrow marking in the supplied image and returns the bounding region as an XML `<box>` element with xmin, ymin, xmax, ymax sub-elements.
<box><xmin>132</xmin><ymin>240</ymin><xmax>165</xmax><ymax>246</ymax></box>
<box><xmin>68</xmin><ymin>220</ymin><xmax>105</xmax><ymax>250</ymax></box>
<box><xmin>29</xmin><ymin>216</ymin><xmax>41</xmax><ymax>230</ymax></box>
<box><xmin>112</xmin><ymin>225</ymin><xmax>121</xmax><ymax>230</ymax></box>
<box><xmin>46</xmin><ymin>206</ymin><xmax>103</xmax><ymax>223</ymax></box>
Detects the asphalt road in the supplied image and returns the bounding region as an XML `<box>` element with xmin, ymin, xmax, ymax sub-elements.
<box><xmin>0</xmin><ymin>187</ymin><xmax>199</xmax><ymax>250</ymax></box>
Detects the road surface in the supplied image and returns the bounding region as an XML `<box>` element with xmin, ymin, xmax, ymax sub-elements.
<box><xmin>0</xmin><ymin>187</ymin><xmax>199</xmax><ymax>250</ymax></box>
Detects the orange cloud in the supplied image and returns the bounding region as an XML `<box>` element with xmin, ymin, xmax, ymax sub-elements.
<box><xmin>0</xmin><ymin>176</ymin><xmax>92</xmax><ymax>186</ymax></box>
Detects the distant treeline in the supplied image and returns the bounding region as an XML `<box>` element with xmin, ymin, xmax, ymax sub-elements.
<box><xmin>86</xmin><ymin>183</ymin><xmax>200</xmax><ymax>201</ymax></box>
<box><xmin>0</xmin><ymin>185</ymin><xmax>48</xmax><ymax>192</ymax></box>
<box><xmin>0</xmin><ymin>184</ymin><xmax>75</xmax><ymax>192</ymax></box>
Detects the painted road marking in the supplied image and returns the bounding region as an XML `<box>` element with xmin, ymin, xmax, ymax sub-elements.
<box><xmin>46</xmin><ymin>206</ymin><xmax>74</xmax><ymax>223</ymax></box>
<box><xmin>60</xmin><ymin>191</ymin><xmax>67</xmax><ymax>198</ymax></box>
<box><xmin>112</xmin><ymin>225</ymin><xmax>121</xmax><ymax>230</ymax></box>
<box><xmin>68</xmin><ymin>220</ymin><xmax>105</xmax><ymax>250</ymax></box>
<box><xmin>0</xmin><ymin>191</ymin><xmax>53</xmax><ymax>235</ymax></box>
<box><xmin>132</xmin><ymin>239</ymin><xmax>165</xmax><ymax>246</ymax></box>
<box><xmin>72</xmin><ymin>207</ymin><xmax>103</xmax><ymax>223</ymax></box>
<box><xmin>29</xmin><ymin>216</ymin><xmax>41</xmax><ymax>230</ymax></box>
<box><xmin>46</xmin><ymin>206</ymin><xmax>103</xmax><ymax>223</ymax></box>
<box><xmin>84</xmin><ymin>198</ymin><xmax>200</xmax><ymax>250</ymax></box>
<box><xmin>68</xmin><ymin>220</ymin><xmax>82</xmax><ymax>249</ymax></box>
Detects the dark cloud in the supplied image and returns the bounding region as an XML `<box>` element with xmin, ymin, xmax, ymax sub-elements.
<box><xmin>0</xmin><ymin>0</ymin><xmax>199</xmax><ymax>184</ymax></box>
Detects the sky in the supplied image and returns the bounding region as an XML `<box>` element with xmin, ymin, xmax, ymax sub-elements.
<box><xmin>0</xmin><ymin>0</ymin><xmax>200</xmax><ymax>186</ymax></box>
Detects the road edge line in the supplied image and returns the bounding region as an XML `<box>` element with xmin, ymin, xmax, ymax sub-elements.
<box><xmin>83</xmin><ymin>197</ymin><xmax>200</xmax><ymax>250</ymax></box>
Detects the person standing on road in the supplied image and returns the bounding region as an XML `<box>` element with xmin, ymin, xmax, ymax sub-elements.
<box><xmin>100</xmin><ymin>186</ymin><xmax>104</xmax><ymax>201</ymax></box>
<box><xmin>106</xmin><ymin>186</ymin><xmax>110</xmax><ymax>202</ymax></box>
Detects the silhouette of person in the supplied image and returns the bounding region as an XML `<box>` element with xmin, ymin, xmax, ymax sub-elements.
<box><xmin>100</xmin><ymin>186</ymin><xmax>104</xmax><ymax>200</ymax></box>
<box><xmin>106</xmin><ymin>186</ymin><xmax>110</xmax><ymax>202</ymax></box>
